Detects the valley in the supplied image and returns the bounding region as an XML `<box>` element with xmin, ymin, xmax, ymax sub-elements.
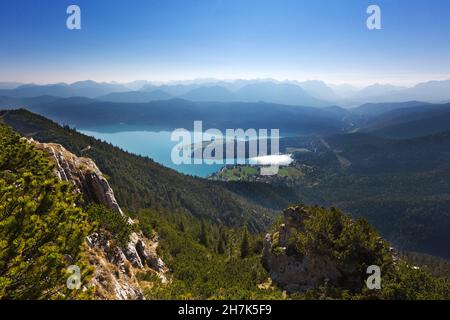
<box><xmin>1</xmin><ymin>115</ymin><xmax>448</xmax><ymax>299</ymax></box>
<box><xmin>1</xmin><ymin>82</ymin><xmax>450</xmax><ymax>300</ymax></box>
<box><xmin>3</xmin><ymin>95</ymin><xmax>450</xmax><ymax>259</ymax></box>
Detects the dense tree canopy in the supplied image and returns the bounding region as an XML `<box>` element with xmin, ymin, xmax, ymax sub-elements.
<box><xmin>0</xmin><ymin>123</ymin><xmax>92</xmax><ymax>299</ymax></box>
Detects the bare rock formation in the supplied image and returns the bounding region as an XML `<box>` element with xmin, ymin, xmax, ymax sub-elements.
<box><xmin>28</xmin><ymin>138</ymin><xmax>167</xmax><ymax>299</ymax></box>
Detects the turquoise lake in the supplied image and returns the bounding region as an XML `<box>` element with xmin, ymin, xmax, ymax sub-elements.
<box><xmin>80</xmin><ymin>126</ymin><xmax>224</xmax><ymax>177</ymax></box>
<box><xmin>80</xmin><ymin>125</ymin><xmax>291</xmax><ymax>178</ymax></box>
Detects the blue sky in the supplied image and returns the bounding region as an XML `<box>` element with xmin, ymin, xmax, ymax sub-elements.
<box><xmin>1</xmin><ymin>0</ymin><xmax>450</xmax><ymax>85</ymax></box>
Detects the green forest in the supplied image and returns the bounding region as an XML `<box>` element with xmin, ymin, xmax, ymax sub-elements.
<box><xmin>0</xmin><ymin>112</ymin><xmax>449</xmax><ymax>300</ymax></box>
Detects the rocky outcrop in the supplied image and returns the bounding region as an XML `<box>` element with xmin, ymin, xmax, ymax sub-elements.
<box><xmin>28</xmin><ymin>140</ymin><xmax>124</xmax><ymax>216</ymax></box>
<box><xmin>27</xmin><ymin>139</ymin><xmax>167</xmax><ymax>299</ymax></box>
<box><xmin>263</xmin><ymin>206</ymin><xmax>395</xmax><ymax>293</ymax></box>
<box><xmin>263</xmin><ymin>206</ymin><xmax>399</xmax><ymax>296</ymax></box>
<box><xmin>262</xmin><ymin>207</ymin><xmax>341</xmax><ymax>292</ymax></box>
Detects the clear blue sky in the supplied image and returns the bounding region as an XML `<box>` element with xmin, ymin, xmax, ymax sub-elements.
<box><xmin>1</xmin><ymin>0</ymin><xmax>450</xmax><ymax>85</ymax></box>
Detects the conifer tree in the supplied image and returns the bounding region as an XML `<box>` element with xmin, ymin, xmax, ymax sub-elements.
<box><xmin>199</xmin><ymin>220</ymin><xmax>209</xmax><ymax>247</ymax></box>
<box><xmin>240</xmin><ymin>225</ymin><xmax>250</xmax><ymax>259</ymax></box>
<box><xmin>217</xmin><ymin>236</ymin><xmax>226</xmax><ymax>254</ymax></box>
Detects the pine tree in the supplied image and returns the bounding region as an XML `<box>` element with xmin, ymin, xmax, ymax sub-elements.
<box><xmin>217</xmin><ymin>227</ymin><xmax>227</xmax><ymax>254</ymax></box>
<box><xmin>199</xmin><ymin>220</ymin><xmax>209</xmax><ymax>247</ymax></box>
<box><xmin>178</xmin><ymin>219</ymin><xmax>185</xmax><ymax>232</ymax></box>
<box><xmin>240</xmin><ymin>225</ymin><xmax>250</xmax><ymax>259</ymax></box>
<box><xmin>217</xmin><ymin>236</ymin><xmax>226</xmax><ymax>254</ymax></box>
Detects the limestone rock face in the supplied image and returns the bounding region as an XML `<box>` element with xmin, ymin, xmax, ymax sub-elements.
<box><xmin>262</xmin><ymin>207</ymin><xmax>341</xmax><ymax>293</ymax></box>
<box><xmin>29</xmin><ymin>140</ymin><xmax>124</xmax><ymax>216</ymax></box>
<box><xmin>28</xmin><ymin>139</ymin><xmax>167</xmax><ymax>299</ymax></box>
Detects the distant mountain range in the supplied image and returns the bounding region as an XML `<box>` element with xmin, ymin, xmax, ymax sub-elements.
<box><xmin>141</xmin><ymin>81</ymin><xmax>329</xmax><ymax>106</ymax></box>
<box><xmin>20</xmin><ymin>98</ymin><xmax>346</xmax><ymax>135</ymax></box>
<box><xmin>0</xmin><ymin>80</ymin><xmax>129</xmax><ymax>98</ymax></box>
<box><xmin>179</xmin><ymin>86</ymin><xmax>236</xmax><ymax>102</ymax></box>
<box><xmin>0</xmin><ymin>95</ymin><xmax>59</xmax><ymax>109</ymax></box>
<box><xmin>350</xmin><ymin>84</ymin><xmax>406</xmax><ymax>102</ymax></box>
<box><xmin>0</xmin><ymin>82</ymin><xmax>23</xmax><ymax>90</ymax></box>
<box><xmin>2</xmin><ymin>78</ymin><xmax>450</xmax><ymax>106</ymax></box>
<box><xmin>3</xmin><ymin>93</ymin><xmax>450</xmax><ymax>141</ymax></box>
<box><xmin>99</xmin><ymin>90</ymin><xmax>173</xmax><ymax>103</ymax></box>
<box><xmin>351</xmin><ymin>80</ymin><xmax>450</xmax><ymax>104</ymax></box>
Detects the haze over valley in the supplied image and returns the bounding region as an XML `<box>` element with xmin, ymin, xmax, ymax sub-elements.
<box><xmin>2</xmin><ymin>77</ymin><xmax>450</xmax><ymax>260</ymax></box>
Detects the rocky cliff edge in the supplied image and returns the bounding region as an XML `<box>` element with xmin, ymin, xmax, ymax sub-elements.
<box><xmin>28</xmin><ymin>138</ymin><xmax>167</xmax><ymax>299</ymax></box>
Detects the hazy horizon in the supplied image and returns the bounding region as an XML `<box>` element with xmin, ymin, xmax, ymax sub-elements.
<box><xmin>2</xmin><ymin>77</ymin><xmax>450</xmax><ymax>90</ymax></box>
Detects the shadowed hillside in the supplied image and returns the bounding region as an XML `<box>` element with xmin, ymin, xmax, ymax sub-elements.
<box><xmin>0</xmin><ymin>109</ymin><xmax>300</xmax><ymax>232</ymax></box>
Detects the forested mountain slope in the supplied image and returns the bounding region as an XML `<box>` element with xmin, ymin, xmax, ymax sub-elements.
<box><xmin>0</xmin><ymin>109</ymin><xmax>296</xmax><ymax>232</ymax></box>
<box><xmin>278</xmin><ymin>132</ymin><xmax>450</xmax><ymax>258</ymax></box>
<box><xmin>362</xmin><ymin>103</ymin><xmax>450</xmax><ymax>138</ymax></box>
<box><xmin>3</xmin><ymin>109</ymin><xmax>450</xmax><ymax>258</ymax></box>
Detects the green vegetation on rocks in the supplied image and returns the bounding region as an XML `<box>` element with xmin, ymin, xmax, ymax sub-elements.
<box><xmin>0</xmin><ymin>123</ymin><xmax>92</xmax><ymax>299</ymax></box>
